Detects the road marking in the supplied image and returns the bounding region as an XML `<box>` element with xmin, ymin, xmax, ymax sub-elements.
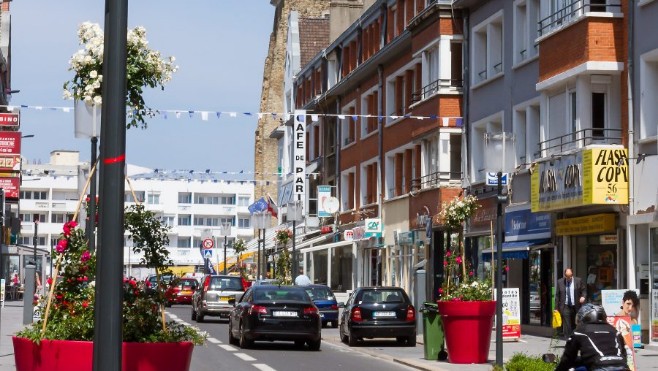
<box><xmin>207</xmin><ymin>337</ymin><xmax>221</xmax><ymax>344</ymax></box>
<box><xmin>234</xmin><ymin>353</ymin><xmax>256</xmax><ymax>361</ymax></box>
<box><xmin>253</xmin><ymin>364</ymin><xmax>276</xmax><ymax>371</ymax></box>
<box><xmin>219</xmin><ymin>344</ymin><xmax>237</xmax><ymax>352</ymax></box>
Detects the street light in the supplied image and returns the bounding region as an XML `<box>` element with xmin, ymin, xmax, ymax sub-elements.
<box><xmin>251</xmin><ymin>211</ymin><xmax>271</xmax><ymax>280</ymax></box>
<box><xmin>220</xmin><ymin>222</ymin><xmax>231</xmax><ymax>275</ymax></box>
<box><xmin>33</xmin><ymin>218</ymin><xmax>39</xmax><ymax>267</ymax></box>
<box><xmin>484</xmin><ymin>132</ymin><xmax>515</xmax><ymax>367</ymax></box>
<box><xmin>286</xmin><ymin>200</ymin><xmax>303</xmax><ymax>276</ymax></box>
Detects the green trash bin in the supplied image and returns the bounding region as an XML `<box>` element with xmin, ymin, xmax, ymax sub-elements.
<box><xmin>420</xmin><ymin>302</ymin><xmax>445</xmax><ymax>360</ymax></box>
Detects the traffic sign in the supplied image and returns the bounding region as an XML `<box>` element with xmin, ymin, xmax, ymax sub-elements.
<box><xmin>202</xmin><ymin>238</ymin><xmax>214</xmax><ymax>250</ymax></box>
<box><xmin>486</xmin><ymin>172</ymin><xmax>508</xmax><ymax>186</ymax></box>
<box><xmin>203</xmin><ymin>249</ymin><xmax>213</xmax><ymax>258</ymax></box>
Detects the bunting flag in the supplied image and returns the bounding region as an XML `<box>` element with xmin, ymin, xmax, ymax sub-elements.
<box><xmin>3</xmin><ymin>103</ymin><xmax>463</xmax><ymax>125</ymax></box>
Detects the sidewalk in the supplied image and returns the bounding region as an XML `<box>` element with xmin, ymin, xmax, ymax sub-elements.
<box><xmin>323</xmin><ymin>331</ymin><xmax>658</xmax><ymax>371</ymax></box>
<box><xmin>0</xmin><ymin>302</ymin><xmax>28</xmax><ymax>371</ymax></box>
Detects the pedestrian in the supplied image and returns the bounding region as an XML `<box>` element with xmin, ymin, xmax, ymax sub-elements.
<box><xmin>555</xmin><ymin>304</ymin><xmax>630</xmax><ymax>371</ymax></box>
<box><xmin>294</xmin><ymin>268</ymin><xmax>311</xmax><ymax>286</ymax></box>
<box><xmin>11</xmin><ymin>272</ymin><xmax>19</xmax><ymax>286</ymax></box>
<box><xmin>556</xmin><ymin>268</ymin><xmax>586</xmax><ymax>340</ymax></box>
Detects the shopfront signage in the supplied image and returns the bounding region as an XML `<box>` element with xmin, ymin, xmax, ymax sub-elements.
<box><xmin>0</xmin><ymin>175</ymin><xmax>20</xmax><ymax>199</ymax></box>
<box><xmin>364</xmin><ymin>218</ymin><xmax>382</xmax><ymax>238</ymax></box>
<box><xmin>293</xmin><ymin>110</ymin><xmax>306</xmax><ymax>198</ymax></box>
<box><xmin>0</xmin><ymin>113</ymin><xmax>19</xmax><ymax>127</ymax></box>
<box><xmin>530</xmin><ymin>147</ymin><xmax>628</xmax><ymax>212</ymax></box>
<box><xmin>469</xmin><ymin>196</ymin><xmax>496</xmax><ymax>231</ymax></box>
<box><xmin>352</xmin><ymin>226</ymin><xmax>365</xmax><ymax>240</ymax></box>
<box><xmin>504</xmin><ymin>207</ymin><xmax>551</xmax><ymax>241</ymax></box>
<box><xmin>599</xmin><ymin>234</ymin><xmax>618</xmax><ymax>245</ymax></box>
<box><xmin>0</xmin><ymin>131</ymin><xmax>21</xmax><ymax>155</ymax></box>
<box><xmin>343</xmin><ymin>230</ymin><xmax>354</xmax><ymax>241</ymax></box>
<box><xmin>555</xmin><ymin>213</ymin><xmax>616</xmax><ymax>236</ymax></box>
<box><xmin>0</xmin><ymin>155</ymin><xmax>20</xmax><ymax>171</ymax></box>
<box><xmin>397</xmin><ymin>231</ymin><xmax>414</xmax><ymax>245</ymax></box>
<box><xmin>317</xmin><ymin>185</ymin><xmax>332</xmax><ymax>217</ymax></box>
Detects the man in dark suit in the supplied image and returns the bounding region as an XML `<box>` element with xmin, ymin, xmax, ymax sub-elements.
<box><xmin>556</xmin><ymin>268</ymin><xmax>587</xmax><ymax>340</ymax></box>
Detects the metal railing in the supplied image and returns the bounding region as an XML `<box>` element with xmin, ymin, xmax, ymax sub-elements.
<box><xmin>410</xmin><ymin>170</ymin><xmax>461</xmax><ymax>192</ymax></box>
<box><xmin>538</xmin><ymin>128</ymin><xmax>623</xmax><ymax>157</ymax></box>
<box><xmin>539</xmin><ymin>1</ymin><xmax>621</xmax><ymax>36</ymax></box>
<box><xmin>411</xmin><ymin>78</ymin><xmax>463</xmax><ymax>103</ymax></box>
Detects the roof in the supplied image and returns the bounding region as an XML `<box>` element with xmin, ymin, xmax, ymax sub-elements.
<box><xmin>298</xmin><ymin>16</ymin><xmax>330</xmax><ymax>67</ymax></box>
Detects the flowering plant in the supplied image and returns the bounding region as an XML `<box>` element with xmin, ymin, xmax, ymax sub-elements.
<box><xmin>17</xmin><ymin>205</ymin><xmax>205</xmax><ymax>344</ymax></box>
<box><xmin>274</xmin><ymin>229</ymin><xmax>293</xmax><ymax>246</ymax></box>
<box><xmin>439</xmin><ymin>195</ymin><xmax>479</xmax><ymax>231</ymax></box>
<box><xmin>63</xmin><ymin>22</ymin><xmax>178</xmax><ymax>129</ymax></box>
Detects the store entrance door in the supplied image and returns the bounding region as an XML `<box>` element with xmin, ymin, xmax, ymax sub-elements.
<box><xmin>528</xmin><ymin>248</ymin><xmax>554</xmax><ymax>326</ymax></box>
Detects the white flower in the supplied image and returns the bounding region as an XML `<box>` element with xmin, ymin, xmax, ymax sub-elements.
<box><xmin>90</xmin><ymin>70</ymin><xmax>98</xmax><ymax>78</ymax></box>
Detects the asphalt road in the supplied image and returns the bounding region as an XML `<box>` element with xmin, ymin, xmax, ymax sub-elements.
<box><xmin>167</xmin><ymin>305</ymin><xmax>415</xmax><ymax>371</ymax></box>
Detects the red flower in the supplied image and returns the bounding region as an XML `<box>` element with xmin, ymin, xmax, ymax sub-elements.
<box><xmin>443</xmin><ymin>260</ymin><xmax>448</xmax><ymax>267</ymax></box>
<box><xmin>438</xmin><ymin>288</ymin><xmax>444</xmax><ymax>294</ymax></box>
<box><xmin>455</xmin><ymin>256</ymin><xmax>462</xmax><ymax>264</ymax></box>
<box><xmin>446</xmin><ymin>251</ymin><xmax>452</xmax><ymax>257</ymax></box>
<box><xmin>82</xmin><ymin>301</ymin><xmax>89</xmax><ymax>308</ymax></box>
<box><xmin>469</xmin><ymin>271</ymin><xmax>474</xmax><ymax>276</ymax></box>
<box><xmin>47</xmin><ymin>277</ymin><xmax>53</xmax><ymax>285</ymax></box>
<box><xmin>504</xmin><ymin>265</ymin><xmax>510</xmax><ymax>272</ymax></box>
<box><xmin>56</xmin><ymin>239</ymin><xmax>68</xmax><ymax>253</ymax></box>
<box><xmin>62</xmin><ymin>220</ymin><xmax>78</xmax><ymax>236</ymax></box>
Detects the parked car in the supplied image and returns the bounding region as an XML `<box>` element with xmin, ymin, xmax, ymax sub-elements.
<box><xmin>165</xmin><ymin>277</ymin><xmax>199</xmax><ymax>306</ymax></box>
<box><xmin>228</xmin><ymin>285</ymin><xmax>322</xmax><ymax>350</ymax></box>
<box><xmin>192</xmin><ymin>274</ymin><xmax>245</xmax><ymax>322</ymax></box>
<box><xmin>339</xmin><ymin>287</ymin><xmax>416</xmax><ymax>347</ymax></box>
<box><xmin>304</xmin><ymin>285</ymin><xmax>339</xmax><ymax>328</ymax></box>
<box><xmin>252</xmin><ymin>279</ymin><xmax>280</xmax><ymax>286</ymax></box>
<box><xmin>143</xmin><ymin>273</ymin><xmax>176</xmax><ymax>294</ymax></box>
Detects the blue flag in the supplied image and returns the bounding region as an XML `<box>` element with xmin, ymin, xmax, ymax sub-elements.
<box><xmin>248</xmin><ymin>197</ymin><xmax>269</xmax><ymax>214</ymax></box>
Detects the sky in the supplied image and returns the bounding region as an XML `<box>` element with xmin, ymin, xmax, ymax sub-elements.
<box><xmin>10</xmin><ymin>0</ymin><xmax>275</xmax><ymax>178</ymax></box>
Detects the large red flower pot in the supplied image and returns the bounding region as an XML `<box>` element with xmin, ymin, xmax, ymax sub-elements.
<box><xmin>12</xmin><ymin>337</ymin><xmax>194</xmax><ymax>371</ymax></box>
<box><xmin>436</xmin><ymin>300</ymin><xmax>496</xmax><ymax>364</ymax></box>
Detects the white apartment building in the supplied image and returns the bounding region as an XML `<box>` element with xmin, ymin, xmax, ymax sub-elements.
<box><xmin>17</xmin><ymin>150</ymin><xmax>255</xmax><ymax>280</ymax></box>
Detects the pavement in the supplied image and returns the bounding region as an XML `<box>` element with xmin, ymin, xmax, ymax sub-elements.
<box><xmin>3</xmin><ymin>300</ymin><xmax>658</xmax><ymax>371</ymax></box>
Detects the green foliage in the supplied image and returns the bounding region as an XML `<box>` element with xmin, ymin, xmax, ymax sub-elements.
<box><xmin>275</xmin><ymin>247</ymin><xmax>292</xmax><ymax>285</ymax></box>
<box><xmin>503</xmin><ymin>353</ymin><xmax>555</xmax><ymax>371</ymax></box>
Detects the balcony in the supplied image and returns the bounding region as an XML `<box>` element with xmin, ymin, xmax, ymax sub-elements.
<box><xmin>539</xmin><ymin>0</ymin><xmax>622</xmax><ymax>37</ymax></box>
<box><xmin>539</xmin><ymin>128</ymin><xmax>623</xmax><ymax>158</ymax></box>
<box><xmin>410</xmin><ymin>170</ymin><xmax>461</xmax><ymax>192</ymax></box>
<box><xmin>411</xmin><ymin>78</ymin><xmax>463</xmax><ymax>103</ymax></box>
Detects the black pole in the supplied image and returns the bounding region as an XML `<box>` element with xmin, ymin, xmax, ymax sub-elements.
<box><xmin>93</xmin><ymin>0</ymin><xmax>128</xmax><ymax>369</ymax></box>
<box><xmin>33</xmin><ymin>220</ymin><xmax>38</xmax><ymax>266</ymax></box>
<box><xmin>292</xmin><ymin>219</ymin><xmax>297</xmax><ymax>276</ymax></box>
<box><xmin>223</xmin><ymin>235</ymin><xmax>227</xmax><ymax>275</ymax></box>
<box><xmin>89</xmin><ymin>136</ymin><xmax>98</xmax><ymax>252</ymax></box>
<box><xmin>495</xmin><ymin>171</ymin><xmax>503</xmax><ymax>366</ymax></box>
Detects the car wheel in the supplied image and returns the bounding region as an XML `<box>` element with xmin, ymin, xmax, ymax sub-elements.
<box><xmin>321</xmin><ymin>321</ymin><xmax>327</xmax><ymax>328</ymax></box>
<box><xmin>347</xmin><ymin>331</ymin><xmax>358</xmax><ymax>347</ymax></box>
<box><xmin>331</xmin><ymin>321</ymin><xmax>338</xmax><ymax>328</ymax></box>
<box><xmin>396</xmin><ymin>336</ymin><xmax>406</xmax><ymax>344</ymax></box>
<box><xmin>191</xmin><ymin>305</ymin><xmax>197</xmax><ymax>321</ymax></box>
<box><xmin>406</xmin><ymin>335</ymin><xmax>416</xmax><ymax>347</ymax></box>
<box><xmin>228</xmin><ymin>321</ymin><xmax>239</xmax><ymax>346</ymax></box>
<box><xmin>239</xmin><ymin>322</ymin><xmax>252</xmax><ymax>349</ymax></box>
<box><xmin>307</xmin><ymin>339</ymin><xmax>321</xmax><ymax>351</ymax></box>
<box><xmin>294</xmin><ymin>340</ymin><xmax>305</xmax><ymax>348</ymax></box>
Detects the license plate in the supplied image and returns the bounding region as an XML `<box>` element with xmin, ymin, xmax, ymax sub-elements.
<box><xmin>220</xmin><ymin>296</ymin><xmax>232</xmax><ymax>301</ymax></box>
<box><xmin>373</xmin><ymin>311</ymin><xmax>396</xmax><ymax>318</ymax></box>
<box><xmin>320</xmin><ymin>313</ymin><xmax>325</xmax><ymax>318</ymax></box>
<box><xmin>273</xmin><ymin>311</ymin><xmax>298</xmax><ymax>317</ymax></box>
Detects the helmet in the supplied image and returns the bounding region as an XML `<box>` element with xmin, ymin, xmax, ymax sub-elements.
<box><xmin>576</xmin><ymin>303</ymin><xmax>607</xmax><ymax>325</ymax></box>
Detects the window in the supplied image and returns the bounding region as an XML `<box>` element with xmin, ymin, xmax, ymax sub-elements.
<box><xmin>513</xmin><ymin>100</ymin><xmax>541</xmax><ymax>165</ymax></box>
<box><xmin>194</xmin><ymin>216</ymin><xmax>219</xmax><ymax>226</ymax></box>
<box><xmin>17</xmin><ymin>236</ymin><xmax>29</xmax><ymax>245</ymax></box>
<box><xmin>386</xmin><ymin>63</ymin><xmax>418</xmax><ymax>124</ymax></box>
<box><xmin>178</xmin><ymin>237</ymin><xmax>192</xmax><ymax>248</ymax></box>
<box><xmin>195</xmin><ymin>194</ymin><xmax>219</xmax><ymax>204</ymax></box>
<box><xmin>147</xmin><ymin>192</ymin><xmax>160</xmax><ymax>205</ymax></box>
<box><xmin>340</xmin><ymin>102</ymin><xmax>357</xmax><ymax>147</ymax></box>
<box><xmin>237</xmin><ymin>196</ymin><xmax>250</xmax><ymax>206</ymax></box>
<box><xmin>162</xmin><ymin>215</ymin><xmax>175</xmax><ymax>227</ymax></box>
<box><xmin>470</xmin><ymin>112</ymin><xmax>503</xmax><ymax>183</ymax></box>
<box><xmin>238</xmin><ymin>217</ymin><xmax>250</xmax><ymax>228</ymax></box>
<box><xmin>32</xmin><ymin>214</ymin><xmax>46</xmax><ymax>223</ymax></box>
<box><xmin>52</xmin><ymin>191</ymin><xmax>78</xmax><ymax>200</ymax></box>
<box><xmin>385</xmin><ymin>147</ymin><xmax>418</xmax><ymax>198</ymax></box>
<box><xmin>178</xmin><ymin>192</ymin><xmax>192</xmax><ymax>204</ymax></box>
<box><xmin>514</xmin><ymin>0</ymin><xmax>540</xmax><ymax>65</ymax></box>
<box><xmin>20</xmin><ymin>191</ymin><xmax>48</xmax><ymax>200</ymax></box>
<box><xmin>591</xmin><ymin>82</ymin><xmax>608</xmax><ymax>138</ymax></box>
<box><xmin>473</xmin><ymin>11</ymin><xmax>503</xmax><ymax>84</ymax></box>
<box><xmin>361</xmin><ymin>87</ymin><xmax>379</xmax><ymax>137</ymax></box>
<box><xmin>640</xmin><ymin>49</ymin><xmax>658</xmax><ymax>145</ymax></box>
<box><xmin>125</xmin><ymin>191</ymin><xmax>145</xmax><ymax>203</ymax></box>
<box><xmin>219</xmin><ymin>217</ymin><xmax>235</xmax><ymax>227</ymax></box>
<box><xmin>51</xmin><ymin>213</ymin><xmax>67</xmax><ymax>223</ymax></box>
<box><xmin>178</xmin><ymin>214</ymin><xmax>191</xmax><ymax>226</ymax></box>
<box><xmin>219</xmin><ymin>195</ymin><xmax>236</xmax><ymax>205</ymax></box>
<box><xmin>360</xmin><ymin>159</ymin><xmax>379</xmax><ymax>206</ymax></box>
<box><xmin>340</xmin><ymin>168</ymin><xmax>356</xmax><ymax>211</ymax></box>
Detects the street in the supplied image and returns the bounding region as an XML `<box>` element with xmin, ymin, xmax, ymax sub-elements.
<box><xmin>167</xmin><ymin>306</ymin><xmax>415</xmax><ymax>371</ymax></box>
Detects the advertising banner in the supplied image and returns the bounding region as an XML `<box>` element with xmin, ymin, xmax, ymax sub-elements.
<box><xmin>0</xmin><ymin>155</ymin><xmax>21</xmax><ymax>171</ymax></box>
<box><xmin>293</xmin><ymin>110</ymin><xmax>306</xmax><ymax>199</ymax></box>
<box><xmin>0</xmin><ymin>176</ymin><xmax>20</xmax><ymax>199</ymax></box>
<box><xmin>0</xmin><ymin>131</ymin><xmax>21</xmax><ymax>155</ymax></box>
<box><xmin>317</xmin><ymin>185</ymin><xmax>332</xmax><ymax>217</ymax></box>
<box><xmin>0</xmin><ymin>113</ymin><xmax>20</xmax><ymax>128</ymax></box>
<box><xmin>606</xmin><ymin>316</ymin><xmax>637</xmax><ymax>371</ymax></box>
<box><xmin>502</xmin><ymin>288</ymin><xmax>521</xmax><ymax>340</ymax></box>
<box><xmin>364</xmin><ymin>218</ymin><xmax>382</xmax><ymax>238</ymax></box>
<box><xmin>504</xmin><ymin>206</ymin><xmax>551</xmax><ymax>241</ymax></box>
<box><xmin>602</xmin><ymin>289</ymin><xmax>642</xmax><ymax>349</ymax></box>
<box><xmin>652</xmin><ymin>290</ymin><xmax>658</xmax><ymax>343</ymax></box>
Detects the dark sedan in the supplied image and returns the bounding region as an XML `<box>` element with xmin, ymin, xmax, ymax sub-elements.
<box><xmin>228</xmin><ymin>285</ymin><xmax>322</xmax><ymax>350</ymax></box>
<box><xmin>304</xmin><ymin>285</ymin><xmax>339</xmax><ymax>328</ymax></box>
<box><xmin>339</xmin><ymin>287</ymin><xmax>416</xmax><ymax>346</ymax></box>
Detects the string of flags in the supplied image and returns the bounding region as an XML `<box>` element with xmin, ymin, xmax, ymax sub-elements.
<box><xmin>2</xmin><ymin>104</ymin><xmax>463</xmax><ymax>126</ymax></box>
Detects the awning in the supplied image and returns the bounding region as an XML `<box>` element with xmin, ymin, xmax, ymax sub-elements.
<box><xmin>481</xmin><ymin>239</ymin><xmax>551</xmax><ymax>261</ymax></box>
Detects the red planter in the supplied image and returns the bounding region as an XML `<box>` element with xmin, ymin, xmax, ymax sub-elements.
<box><xmin>12</xmin><ymin>337</ymin><xmax>194</xmax><ymax>371</ymax></box>
<box><xmin>436</xmin><ymin>300</ymin><xmax>496</xmax><ymax>364</ymax></box>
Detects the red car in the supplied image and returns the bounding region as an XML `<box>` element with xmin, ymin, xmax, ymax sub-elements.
<box><xmin>165</xmin><ymin>278</ymin><xmax>200</xmax><ymax>306</ymax></box>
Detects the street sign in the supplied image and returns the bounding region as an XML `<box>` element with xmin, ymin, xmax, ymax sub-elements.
<box><xmin>202</xmin><ymin>238</ymin><xmax>214</xmax><ymax>250</ymax></box>
<box><xmin>203</xmin><ymin>249</ymin><xmax>213</xmax><ymax>259</ymax></box>
<box><xmin>486</xmin><ymin>172</ymin><xmax>508</xmax><ymax>186</ymax></box>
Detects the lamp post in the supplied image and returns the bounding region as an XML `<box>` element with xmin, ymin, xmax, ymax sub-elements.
<box><xmin>33</xmin><ymin>218</ymin><xmax>39</xmax><ymax>267</ymax></box>
<box><xmin>287</xmin><ymin>200</ymin><xmax>303</xmax><ymax>276</ymax></box>
<box><xmin>221</xmin><ymin>222</ymin><xmax>231</xmax><ymax>275</ymax></box>
<box><xmin>484</xmin><ymin>132</ymin><xmax>515</xmax><ymax>367</ymax></box>
<box><xmin>251</xmin><ymin>211</ymin><xmax>270</xmax><ymax>280</ymax></box>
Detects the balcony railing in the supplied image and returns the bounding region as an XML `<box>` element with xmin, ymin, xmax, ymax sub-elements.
<box><xmin>539</xmin><ymin>128</ymin><xmax>623</xmax><ymax>157</ymax></box>
<box><xmin>410</xmin><ymin>170</ymin><xmax>461</xmax><ymax>192</ymax></box>
<box><xmin>539</xmin><ymin>0</ymin><xmax>622</xmax><ymax>36</ymax></box>
<box><xmin>411</xmin><ymin>78</ymin><xmax>463</xmax><ymax>103</ymax></box>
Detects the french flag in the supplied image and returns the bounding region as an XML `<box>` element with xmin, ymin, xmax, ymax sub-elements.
<box><xmin>266</xmin><ymin>194</ymin><xmax>278</xmax><ymax>218</ymax></box>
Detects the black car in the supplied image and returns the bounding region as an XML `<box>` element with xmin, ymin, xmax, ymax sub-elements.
<box><xmin>228</xmin><ymin>285</ymin><xmax>322</xmax><ymax>350</ymax></box>
<box><xmin>339</xmin><ymin>287</ymin><xmax>416</xmax><ymax>346</ymax></box>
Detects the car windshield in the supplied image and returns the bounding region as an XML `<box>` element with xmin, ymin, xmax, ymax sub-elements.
<box><xmin>305</xmin><ymin>286</ymin><xmax>334</xmax><ymax>301</ymax></box>
<box><xmin>254</xmin><ymin>288</ymin><xmax>310</xmax><ymax>302</ymax></box>
<box><xmin>178</xmin><ymin>279</ymin><xmax>197</xmax><ymax>289</ymax></box>
<box><xmin>359</xmin><ymin>289</ymin><xmax>405</xmax><ymax>304</ymax></box>
<box><xmin>209</xmin><ymin>277</ymin><xmax>243</xmax><ymax>291</ymax></box>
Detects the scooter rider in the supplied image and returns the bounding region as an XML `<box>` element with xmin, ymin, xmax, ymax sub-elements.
<box><xmin>555</xmin><ymin>303</ymin><xmax>630</xmax><ymax>371</ymax></box>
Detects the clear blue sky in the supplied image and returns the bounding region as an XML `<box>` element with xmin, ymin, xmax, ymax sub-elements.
<box><xmin>11</xmin><ymin>0</ymin><xmax>274</xmax><ymax>176</ymax></box>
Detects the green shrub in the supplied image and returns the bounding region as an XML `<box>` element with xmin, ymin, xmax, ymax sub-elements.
<box><xmin>503</xmin><ymin>353</ymin><xmax>555</xmax><ymax>371</ymax></box>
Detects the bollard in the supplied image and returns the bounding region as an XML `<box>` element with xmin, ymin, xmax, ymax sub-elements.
<box><xmin>23</xmin><ymin>265</ymin><xmax>35</xmax><ymax>325</ymax></box>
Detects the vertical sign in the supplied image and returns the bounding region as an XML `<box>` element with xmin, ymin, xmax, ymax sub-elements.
<box><xmin>502</xmin><ymin>288</ymin><xmax>521</xmax><ymax>340</ymax></box>
<box><xmin>293</xmin><ymin>110</ymin><xmax>306</xmax><ymax>199</ymax></box>
<box><xmin>317</xmin><ymin>185</ymin><xmax>332</xmax><ymax>217</ymax></box>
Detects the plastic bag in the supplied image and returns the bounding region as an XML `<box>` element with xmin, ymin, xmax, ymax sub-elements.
<box><xmin>552</xmin><ymin>310</ymin><xmax>562</xmax><ymax>328</ymax></box>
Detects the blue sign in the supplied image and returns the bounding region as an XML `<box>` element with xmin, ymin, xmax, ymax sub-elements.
<box><xmin>486</xmin><ymin>172</ymin><xmax>508</xmax><ymax>186</ymax></box>
<box><xmin>504</xmin><ymin>207</ymin><xmax>551</xmax><ymax>241</ymax></box>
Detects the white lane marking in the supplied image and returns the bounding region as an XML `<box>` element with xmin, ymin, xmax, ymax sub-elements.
<box><xmin>234</xmin><ymin>353</ymin><xmax>257</xmax><ymax>361</ymax></box>
<box><xmin>207</xmin><ymin>337</ymin><xmax>221</xmax><ymax>344</ymax></box>
<box><xmin>219</xmin><ymin>344</ymin><xmax>237</xmax><ymax>352</ymax></box>
<box><xmin>253</xmin><ymin>364</ymin><xmax>277</xmax><ymax>371</ymax></box>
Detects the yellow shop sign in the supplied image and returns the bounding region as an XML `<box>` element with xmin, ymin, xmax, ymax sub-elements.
<box><xmin>555</xmin><ymin>213</ymin><xmax>616</xmax><ymax>236</ymax></box>
<box><xmin>531</xmin><ymin>147</ymin><xmax>628</xmax><ymax>212</ymax></box>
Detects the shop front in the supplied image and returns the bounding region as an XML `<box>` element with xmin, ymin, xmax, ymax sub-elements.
<box><xmin>465</xmin><ymin>195</ymin><xmax>496</xmax><ymax>280</ymax></box>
